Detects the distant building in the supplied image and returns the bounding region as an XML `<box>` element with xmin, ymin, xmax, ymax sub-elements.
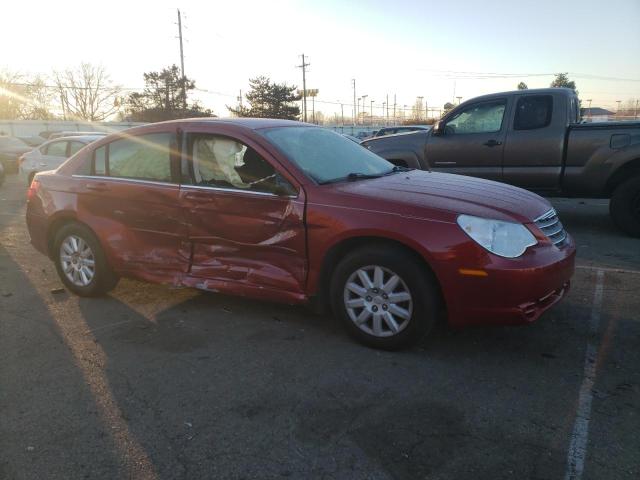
<box><xmin>581</xmin><ymin>107</ymin><xmax>616</xmax><ymax>122</ymax></box>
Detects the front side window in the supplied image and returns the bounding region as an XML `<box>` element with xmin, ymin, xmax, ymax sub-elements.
<box><xmin>261</xmin><ymin>127</ymin><xmax>393</xmax><ymax>184</ymax></box>
<box><xmin>445</xmin><ymin>100</ymin><xmax>506</xmax><ymax>134</ymax></box>
<box><xmin>186</xmin><ymin>133</ymin><xmax>291</xmax><ymax>195</ymax></box>
<box><xmin>514</xmin><ymin>95</ymin><xmax>553</xmax><ymax>130</ymax></box>
<box><xmin>93</xmin><ymin>133</ymin><xmax>173</xmax><ymax>182</ymax></box>
<box><xmin>46</xmin><ymin>141</ymin><xmax>68</xmax><ymax>157</ymax></box>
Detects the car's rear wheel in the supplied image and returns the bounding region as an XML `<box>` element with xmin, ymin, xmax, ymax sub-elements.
<box><xmin>330</xmin><ymin>246</ymin><xmax>440</xmax><ymax>350</ymax></box>
<box><xmin>610</xmin><ymin>176</ymin><xmax>640</xmax><ymax>237</ymax></box>
<box><xmin>53</xmin><ymin>223</ymin><xmax>119</xmax><ymax>296</ymax></box>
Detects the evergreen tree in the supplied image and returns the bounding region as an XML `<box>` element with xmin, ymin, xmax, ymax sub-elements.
<box><xmin>229</xmin><ymin>76</ymin><xmax>300</xmax><ymax>120</ymax></box>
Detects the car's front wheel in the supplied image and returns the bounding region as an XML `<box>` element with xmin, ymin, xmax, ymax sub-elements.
<box><xmin>53</xmin><ymin>223</ymin><xmax>119</xmax><ymax>296</ymax></box>
<box><xmin>330</xmin><ymin>246</ymin><xmax>440</xmax><ymax>350</ymax></box>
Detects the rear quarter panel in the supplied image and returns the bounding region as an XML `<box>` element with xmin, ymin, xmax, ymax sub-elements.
<box><xmin>564</xmin><ymin>123</ymin><xmax>640</xmax><ymax>196</ymax></box>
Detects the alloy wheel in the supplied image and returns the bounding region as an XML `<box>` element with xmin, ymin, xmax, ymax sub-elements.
<box><xmin>343</xmin><ymin>265</ymin><xmax>413</xmax><ymax>337</ymax></box>
<box><xmin>59</xmin><ymin>235</ymin><xmax>96</xmax><ymax>287</ymax></box>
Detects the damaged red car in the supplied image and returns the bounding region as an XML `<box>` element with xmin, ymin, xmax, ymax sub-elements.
<box><xmin>26</xmin><ymin>119</ymin><xmax>575</xmax><ymax>349</ymax></box>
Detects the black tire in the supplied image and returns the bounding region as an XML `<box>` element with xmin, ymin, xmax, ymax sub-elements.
<box><xmin>610</xmin><ymin>176</ymin><xmax>640</xmax><ymax>237</ymax></box>
<box><xmin>53</xmin><ymin>223</ymin><xmax>119</xmax><ymax>296</ymax></box>
<box><xmin>330</xmin><ymin>245</ymin><xmax>440</xmax><ymax>350</ymax></box>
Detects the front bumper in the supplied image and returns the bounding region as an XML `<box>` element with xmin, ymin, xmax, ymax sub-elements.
<box><xmin>437</xmin><ymin>234</ymin><xmax>576</xmax><ymax>328</ymax></box>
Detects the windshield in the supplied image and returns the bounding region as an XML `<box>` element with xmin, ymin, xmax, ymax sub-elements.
<box><xmin>261</xmin><ymin>127</ymin><xmax>393</xmax><ymax>184</ymax></box>
<box><xmin>0</xmin><ymin>137</ymin><xmax>28</xmax><ymax>149</ymax></box>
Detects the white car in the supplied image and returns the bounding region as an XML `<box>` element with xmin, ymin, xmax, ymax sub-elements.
<box><xmin>19</xmin><ymin>135</ymin><xmax>102</xmax><ymax>185</ymax></box>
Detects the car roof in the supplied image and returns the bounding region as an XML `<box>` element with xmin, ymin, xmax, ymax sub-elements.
<box><xmin>462</xmin><ymin>87</ymin><xmax>576</xmax><ymax>104</ymax></box>
<box><xmin>140</xmin><ymin>117</ymin><xmax>314</xmax><ymax>131</ymax></box>
<box><xmin>44</xmin><ymin>135</ymin><xmax>104</xmax><ymax>144</ymax></box>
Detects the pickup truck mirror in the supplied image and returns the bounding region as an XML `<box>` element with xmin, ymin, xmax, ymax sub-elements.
<box><xmin>433</xmin><ymin>121</ymin><xmax>443</xmax><ymax>136</ymax></box>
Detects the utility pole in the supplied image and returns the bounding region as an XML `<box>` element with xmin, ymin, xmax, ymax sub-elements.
<box><xmin>586</xmin><ymin>99</ymin><xmax>592</xmax><ymax>120</ymax></box>
<box><xmin>417</xmin><ymin>96</ymin><xmax>424</xmax><ymax>121</ymax></box>
<box><xmin>352</xmin><ymin>79</ymin><xmax>356</xmax><ymax>126</ymax></box>
<box><xmin>177</xmin><ymin>9</ymin><xmax>186</xmax><ymax>109</ymax></box>
<box><xmin>616</xmin><ymin>100</ymin><xmax>622</xmax><ymax>117</ymax></box>
<box><xmin>456</xmin><ymin>96</ymin><xmax>462</xmax><ymax>105</ymax></box>
<box><xmin>425</xmin><ymin>100</ymin><xmax>428</xmax><ymax>122</ymax></box>
<box><xmin>383</xmin><ymin>102</ymin><xmax>386</xmax><ymax>126</ymax></box>
<box><xmin>357</xmin><ymin>97</ymin><xmax>361</xmax><ymax>125</ymax></box>
<box><xmin>296</xmin><ymin>54</ymin><xmax>310</xmax><ymax>122</ymax></box>
<box><xmin>340</xmin><ymin>102</ymin><xmax>344</xmax><ymax>126</ymax></box>
<box><xmin>635</xmin><ymin>99</ymin><xmax>639</xmax><ymax>119</ymax></box>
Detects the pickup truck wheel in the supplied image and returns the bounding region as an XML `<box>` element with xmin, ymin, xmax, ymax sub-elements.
<box><xmin>53</xmin><ymin>223</ymin><xmax>119</xmax><ymax>296</ymax></box>
<box><xmin>330</xmin><ymin>246</ymin><xmax>439</xmax><ymax>350</ymax></box>
<box><xmin>610</xmin><ymin>176</ymin><xmax>640</xmax><ymax>237</ymax></box>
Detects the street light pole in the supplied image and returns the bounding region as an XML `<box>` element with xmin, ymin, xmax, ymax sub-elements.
<box><xmin>362</xmin><ymin>95</ymin><xmax>368</xmax><ymax>125</ymax></box>
<box><xmin>352</xmin><ymin>79</ymin><xmax>356</xmax><ymax>126</ymax></box>
<box><xmin>370</xmin><ymin>100</ymin><xmax>374</xmax><ymax>126</ymax></box>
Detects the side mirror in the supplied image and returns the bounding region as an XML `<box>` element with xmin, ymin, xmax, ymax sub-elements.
<box><xmin>432</xmin><ymin>121</ymin><xmax>443</xmax><ymax>136</ymax></box>
<box><xmin>273</xmin><ymin>172</ymin><xmax>297</xmax><ymax>197</ymax></box>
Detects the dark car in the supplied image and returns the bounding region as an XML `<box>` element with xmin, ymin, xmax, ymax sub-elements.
<box><xmin>0</xmin><ymin>136</ymin><xmax>33</xmax><ymax>173</ymax></box>
<box><xmin>26</xmin><ymin>119</ymin><xmax>575</xmax><ymax>349</ymax></box>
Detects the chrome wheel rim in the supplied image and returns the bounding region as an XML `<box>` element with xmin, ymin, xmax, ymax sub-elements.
<box><xmin>60</xmin><ymin>235</ymin><xmax>96</xmax><ymax>287</ymax></box>
<box><xmin>343</xmin><ymin>265</ymin><xmax>413</xmax><ymax>338</ymax></box>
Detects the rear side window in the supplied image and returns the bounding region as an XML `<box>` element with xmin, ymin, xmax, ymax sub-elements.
<box><xmin>69</xmin><ymin>141</ymin><xmax>84</xmax><ymax>156</ymax></box>
<box><xmin>92</xmin><ymin>133</ymin><xmax>174</xmax><ymax>182</ymax></box>
<box><xmin>514</xmin><ymin>95</ymin><xmax>553</xmax><ymax>130</ymax></box>
<box><xmin>46</xmin><ymin>141</ymin><xmax>68</xmax><ymax>157</ymax></box>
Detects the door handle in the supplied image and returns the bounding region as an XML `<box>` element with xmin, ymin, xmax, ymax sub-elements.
<box><xmin>86</xmin><ymin>183</ymin><xmax>109</xmax><ymax>192</ymax></box>
<box><xmin>483</xmin><ymin>140</ymin><xmax>502</xmax><ymax>147</ymax></box>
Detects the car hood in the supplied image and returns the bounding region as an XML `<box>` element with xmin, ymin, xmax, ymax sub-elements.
<box><xmin>322</xmin><ymin>170</ymin><xmax>552</xmax><ymax>224</ymax></box>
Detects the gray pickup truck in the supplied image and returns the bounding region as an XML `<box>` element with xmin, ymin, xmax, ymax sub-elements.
<box><xmin>362</xmin><ymin>88</ymin><xmax>640</xmax><ymax>236</ymax></box>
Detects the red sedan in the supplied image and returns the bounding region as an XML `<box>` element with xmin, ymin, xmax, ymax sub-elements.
<box><xmin>26</xmin><ymin>119</ymin><xmax>575</xmax><ymax>349</ymax></box>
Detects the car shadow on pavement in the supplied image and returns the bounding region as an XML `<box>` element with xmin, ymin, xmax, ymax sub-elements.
<box><xmin>0</xmin><ymin>244</ymin><xmax>125</xmax><ymax>480</ymax></box>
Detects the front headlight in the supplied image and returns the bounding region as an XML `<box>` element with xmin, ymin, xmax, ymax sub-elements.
<box><xmin>456</xmin><ymin>214</ymin><xmax>537</xmax><ymax>258</ymax></box>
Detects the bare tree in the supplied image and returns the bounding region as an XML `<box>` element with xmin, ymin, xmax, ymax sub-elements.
<box><xmin>0</xmin><ymin>70</ymin><xmax>27</xmax><ymax>119</ymax></box>
<box><xmin>54</xmin><ymin>63</ymin><xmax>121</xmax><ymax>121</ymax></box>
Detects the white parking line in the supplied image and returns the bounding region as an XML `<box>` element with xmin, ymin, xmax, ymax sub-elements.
<box><xmin>564</xmin><ymin>269</ymin><xmax>605</xmax><ymax>480</ymax></box>
<box><xmin>576</xmin><ymin>264</ymin><xmax>640</xmax><ymax>275</ymax></box>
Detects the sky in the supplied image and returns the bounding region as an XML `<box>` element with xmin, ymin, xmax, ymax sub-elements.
<box><xmin>2</xmin><ymin>0</ymin><xmax>639</xmax><ymax>120</ymax></box>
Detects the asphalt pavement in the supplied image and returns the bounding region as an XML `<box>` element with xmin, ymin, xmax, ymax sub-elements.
<box><xmin>1</xmin><ymin>173</ymin><xmax>638</xmax><ymax>480</ymax></box>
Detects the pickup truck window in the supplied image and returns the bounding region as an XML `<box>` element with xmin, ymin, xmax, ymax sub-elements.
<box><xmin>514</xmin><ymin>95</ymin><xmax>553</xmax><ymax>130</ymax></box>
<box><xmin>445</xmin><ymin>100</ymin><xmax>506</xmax><ymax>134</ymax></box>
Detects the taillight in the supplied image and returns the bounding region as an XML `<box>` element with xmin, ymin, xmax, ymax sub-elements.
<box><xmin>27</xmin><ymin>178</ymin><xmax>40</xmax><ymax>201</ymax></box>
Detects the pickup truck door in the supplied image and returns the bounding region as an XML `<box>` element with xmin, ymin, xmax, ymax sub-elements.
<box><xmin>502</xmin><ymin>93</ymin><xmax>565</xmax><ymax>192</ymax></box>
<box><xmin>425</xmin><ymin>98</ymin><xmax>508</xmax><ymax>182</ymax></box>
